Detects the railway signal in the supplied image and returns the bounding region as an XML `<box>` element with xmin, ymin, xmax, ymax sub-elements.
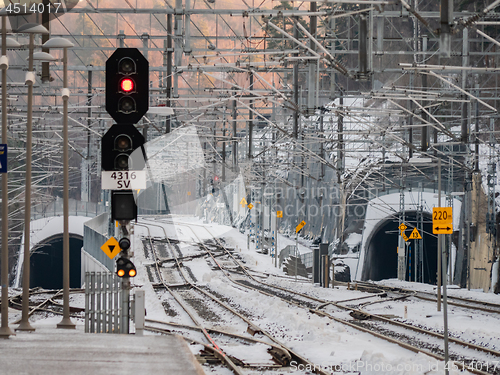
<box><xmin>103</xmin><ymin>48</ymin><xmax>149</xmax><ymax>222</ymax></box>
<box><xmin>102</xmin><ymin>124</ymin><xmax>145</xmax><ymax>222</ymax></box>
<box><xmin>116</xmin><ymin>257</ymin><xmax>137</xmax><ymax>278</ymax></box>
<box><xmin>102</xmin><ymin>48</ymin><xmax>150</xmax><ymax>309</ymax></box>
<box><xmin>105</xmin><ymin>48</ymin><xmax>149</xmax><ymax>124</ymax></box>
<box><xmin>111</xmin><ymin>191</ymin><xmax>138</xmax><ymax>221</ymax></box>
<box><xmin>101</xmin><ymin>124</ymin><xmax>145</xmax><ymax>173</ymax></box>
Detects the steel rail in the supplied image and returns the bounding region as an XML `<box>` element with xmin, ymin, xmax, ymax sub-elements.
<box><xmin>134</xmin><ymin>223</ymin><xmax>244</xmax><ymax>375</ymax></box>
<box><xmin>9</xmin><ymin>288</ymin><xmax>85</xmax><ymax>322</ymax></box>
<box><xmin>138</xmin><ymin>218</ymin><xmax>333</xmax><ymax>375</ymax></box>
<box><xmin>353</xmin><ymin>280</ymin><xmax>500</xmax><ymax>315</ymax></box>
<box><xmin>145</xmin><ymin>324</ymin><xmax>284</xmax><ymax>369</ymax></box>
<box><xmin>144</xmin><ymin>318</ymin><xmax>291</xmax><ymax>366</ymax></box>
<box><xmin>140</xmin><ymin>222</ymin><xmax>293</xmax><ymax>366</ymax></box>
<box><xmin>160</xmin><ymin>220</ymin><xmax>498</xmax><ymax>375</ymax></box>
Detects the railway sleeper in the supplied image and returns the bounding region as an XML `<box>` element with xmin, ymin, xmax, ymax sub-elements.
<box><xmin>196</xmin><ymin>350</ymin><xmax>221</xmax><ymax>365</ymax></box>
<box><xmin>151</xmin><ymin>283</ymin><xmax>192</xmax><ymax>290</ymax></box>
<box><xmin>349</xmin><ymin>311</ymin><xmax>372</xmax><ymax>320</ymax></box>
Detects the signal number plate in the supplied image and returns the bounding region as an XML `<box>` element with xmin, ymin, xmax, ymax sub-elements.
<box><xmin>101</xmin><ymin>171</ymin><xmax>146</xmax><ymax>190</ymax></box>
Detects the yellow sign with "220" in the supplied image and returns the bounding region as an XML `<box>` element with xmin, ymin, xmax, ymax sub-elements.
<box><xmin>432</xmin><ymin>207</ymin><xmax>453</xmax><ymax>234</ymax></box>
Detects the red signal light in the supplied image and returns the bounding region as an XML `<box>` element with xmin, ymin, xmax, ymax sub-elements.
<box><xmin>120</xmin><ymin>78</ymin><xmax>134</xmax><ymax>93</ymax></box>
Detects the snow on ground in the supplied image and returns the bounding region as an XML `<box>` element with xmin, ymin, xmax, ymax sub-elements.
<box><xmin>19</xmin><ymin>216</ymin><xmax>499</xmax><ymax>374</ymax></box>
<box><xmin>130</xmin><ymin>216</ymin><xmax>492</xmax><ymax>374</ymax></box>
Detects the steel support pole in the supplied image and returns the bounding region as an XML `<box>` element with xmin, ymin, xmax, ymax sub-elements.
<box><xmin>441</xmin><ymin>226</ymin><xmax>450</xmax><ymax>374</ymax></box>
<box><xmin>232</xmin><ymin>95</ymin><xmax>237</xmax><ymax>168</ymax></box>
<box><xmin>121</xmin><ymin>277</ymin><xmax>130</xmax><ymax>334</ymax></box>
<box><xmin>292</xmin><ymin>19</ymin><xmax>299</xmax><ymax>140</ymax></box>
<box><xmin>119</xmin><ymin>227</ymin><xmax>130</xmax><ymax>334</ymax></box>
<box><xmin>421</xmin><ymin>35</ymin><xmax>429</xmax><ymax>151</ymax></box>
<box><xmin>337</xmin><ymin>90</ymin><xmax>344</xmax><ymax>183</ymax></box>
<box><xmin>461</xmin><ymin>28</ymin><xmax>469</xmax><ymax>144</ymax></box>
<box><xmin>437</xmin><ymin>158</ymin><xmax>442</xmax><ymax>312</ymax></box>
<box><xmin>295</xmin><ymin>231</ymin><xmax>298</xmax><ymax>282</ymax></box>
<box><xmin>166</xmin><ymin>15</ymin><xmax>172</xmax><ymax>133</ymax></box>
<box><xmin>222</xmin><ymin>106</ymin><xmax>226</xmax><ymax>182</ymax></box>
<box><xmin>319</xmin><ymin>111</ymin><xmax>324</xmax><ymax>179</ymax></box>
<box><xmin>275</xmin><ymin>213</ymin><xmax>278</xmax><ymax>268</ymax></box>
<box><xmin>439</xmin><ymin>0</ymin><xmax>452</xmax><ymax>57</ymax></box>
<box><xmin>307</xmin><ymin>2</ymin><xmax>317</xmax><ymax>115</ymax></box>
<box><xmin>358</xmin><ymin>10</ymin><xmax>368</xmax><ymax>77</ymax></box>
<box><xmin>17</xmin><ymin>34</ymin><xmax>36</xmax><ymax>332</ymax></box>
<box><xmin>84</xmin><ymin>70</ymin><xmax>92</xmax><ymax>202</ymax></box>
<box><xmin>58</xmin><ymin>48</ymin><xmax>75</xmax><ymax>329</ymax></box>
<box><xmin>467</xmin><ymin>175</ymin><xmax>472</xmax><ymax>290</ymax></box>
<box><xmin>0</xmin><ymin>15</ymin><xmax>14</xmax><ymax>339</ymax></box>
<box><xmin>474</xmin><ymin>84</ymin><xmax>479</xmax><ymax>171</ymax></box>
<box><xmin>173</xmin><ymin>0</ymin><xmax>182</xmax><ymax>97</ymax></box>
<box><xmin>41</xmin><ymin>0</ymin><xmax>50</xmax><ymax>83</ymax></box>
<box><xmin>184</xmin><ymin>0</ymin><xmax>192</xmax><ymax>54</ymax></box>
<box><xmin>248</xmin><ymin>72</ymin><xmax>253</xmax><ymax>160</ymax></box>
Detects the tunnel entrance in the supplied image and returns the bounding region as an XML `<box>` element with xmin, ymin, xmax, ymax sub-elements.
<box><xmin>30</xmin><ymin>234</ymin><xmax>82</xmax><ymax>289</ymax></box>
<box><xmin>362</xmin><ymin>212</ymin><xmax>439</xmax><ymax>284</ymax></box>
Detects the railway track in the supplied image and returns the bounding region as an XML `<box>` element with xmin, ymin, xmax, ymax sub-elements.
<box><xmin>143</xmin><ymin>217</ymin><xmax>500</xmax><ymax>375</ymax></box>
<box><xmin>136</xmin><ymin>221</ymin><xmax>334</xmax><ymax>375</ymax></box>
<box><xmin>352</xmin><ymin>280</ymin><xmax>500</xmax><ymax>315</ymax></box>
<box><xmin>8</xmin><ymin>288</ymin><xmax>85</xmax><ymax>323</ymax></box>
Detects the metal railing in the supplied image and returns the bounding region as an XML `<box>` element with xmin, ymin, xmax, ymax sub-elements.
<box><xmin>278</xmin><ymin>244</ymin><xmax>313</xmax><ymax>269</ymax></box>
<box><xmin>84</xmin><ymin>272</ymin><xmax>123</xmax><ymax>333</ymax></box>
<box><xmin>31</xmin><ymin>198</ymin><xmax>105</xmax><ymax>220</ymax></box>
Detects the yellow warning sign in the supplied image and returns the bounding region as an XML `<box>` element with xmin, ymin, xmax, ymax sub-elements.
<box><xmin>296</xmin><ymin>220</ymin><xmax>306</xmax><ymax>233</ymax></box>
<box><xmin>398</xmin><ymin>223</ymin><xmax>407</xmax><ymax>232</ymax></box>
<box><xmin>247</xmin><ymin>203</ymin><xmax>254</xmax><ymax>210</ymax></box>
<box><xmin>187</xmin><ymin>191</ymin><xmax>191</xmax><ymax>196</ymax></box>
<box><xmin>240</xmin><ymin>198</ymin><xmax>248</xmax><ymax>206</ymax></box>
<box><xmin>101</xmin><ymin>237</ymin><xmax>121</xmax><ymax>260</ymax></box>
<box><xmin>277</xmin><ymin>210</ymin><xmax>283</xmax><ymax>218</ymax></box>
<box><xmin>409</xmin><ymin>228</ymin><xmax>422</xmax><ymax>239</ymax></box>
<box><xmin>432</xmin><ymin>207</ymin><xmax>453</xmax><ymax>234</ymax></box>
<box><xmin>402</xmin><ymin>233</ymin><xmax>409</xmax><ymax>242</ymax></box>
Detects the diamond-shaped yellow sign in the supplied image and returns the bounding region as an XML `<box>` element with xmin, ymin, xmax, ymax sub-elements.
<box><xmin>101</xmin><ymin>237</ymin><xmax>121</xmax><ymax>259</ymax></box>
<box><xmin>247</xmin><ymin>203</ymin><xmax>254</xmax><ymax>210</ymax></box>
<box><xmin>398</xmin><ymin>223</ymin><xmax>407</xmax><ymax>232</ymax></box>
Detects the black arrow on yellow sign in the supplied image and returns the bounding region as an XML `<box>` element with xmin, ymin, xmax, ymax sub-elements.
<box><xmin>435</xmin><ymin>226</ymin><xmax>451</xmax><ymax>231</ymax></box>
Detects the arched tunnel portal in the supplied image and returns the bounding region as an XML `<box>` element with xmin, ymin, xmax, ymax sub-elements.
<box><xmin>29</xmin><ymin>234</ymin><xmax>82</xmax><ymax>289</ymax></box>
<box><xmin>362</xmin><ymin>212</ymin><xmax>439</xmax><ymax>284</ymax></box>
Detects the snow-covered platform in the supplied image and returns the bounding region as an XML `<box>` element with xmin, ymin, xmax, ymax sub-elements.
<box><xmin>0</xmin><ymin>322</ymin><xmax>205</xmax><ymax>375</ymax></box>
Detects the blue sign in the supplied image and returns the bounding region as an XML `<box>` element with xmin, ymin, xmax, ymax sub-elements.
<box><xmin>0</xmin><ymin>144</ymin><xmax>7</xmax><ymax>173</ymax></box>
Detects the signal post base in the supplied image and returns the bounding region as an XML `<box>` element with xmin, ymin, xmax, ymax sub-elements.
<box><xmin>16</xmin><ymin>321</ymin><xmax>35</xmax><ymax>332</ymax></box>
<box><xmin>0</xmin><ymin>325</ymin><xmax>14</xmax><ymax>338</ymax></box>
<box><xmin>57</xmin><ymin>317</ymin><xmax>76</xmax><ymax>329</ymax></box>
